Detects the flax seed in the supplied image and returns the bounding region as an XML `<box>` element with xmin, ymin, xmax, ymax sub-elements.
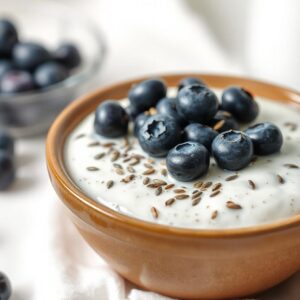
<box><xmin>226</xmin><ymin>201</ymin><xmax>242</xmax><ymax>209</ymax></box>
<box><xmin>155</xmin><ymin>186</ymin><xmax>163</xmax><ymax>196</ymax></box>
<box><xmin>284</xmin><ymin>163</ymin><xmax>299</xmax><ymax>169</ymax></box>
<box><xmin>211</xmin><ymin>210</ymin><xmax>218</xmax><ymax>219</ymax></box>
<box><xmin>225</xmin><ymin>174</ymin><xmax>238</xmax><ymax>181</ymax></box>
<box><xmin>151</xmin><ymin>207</ymin><xmax>159</xmax><ymax>219</ymax></box>
<box><xmin>164</xmin><ymin>183</ymin><xmax>175</xmax><ymax>190</ymax></box>
<box><xmin>192</xmin><ymin>191</ymin><xmax>202</xmax><ymax>199</ymax></box>
<box><xmin>115</xmin><ymin>168</ymin><xmax>125</xmax><ymax>175</ymax></box>
<box><xmin>87</xmin><ymin>166</ymin><xmax>99</xmax><ymax>171</ymax></box>
<box><xmin>165</xmin><ymin>198</ymin><xmax>175</xmax><ymax>206</ymax></box>
<box><xmin>94</xmin><ymin>153</ymin><xmax>105</xmax><ymax>160</ymax></box>
<box><xmin>192</xmin><ymin>197</ymin><xmax>201</xmax><ymax>206</ymax></box>
<box><xmin>88</xmin><ymin>141</ymin><xmax>100</xmax><ymax>147</ymax></box>
<box><xmin>248</xmin><ymin>180</ymin><xmax>256</xmax><ymax>190</ymax></box>
<box><xmin>212</xmin><ymin>183</ymin><xmax>222</xmax><ymax>191</ymax></box>
<box><xmin>110</xmin><ymin>151</ymin><xmax>120</xmax><ymax>162</ymax></box>
<box><xmin>143</xmin><ymin>168</ymin><xmax>155</xmax><ymax>175</ymax></box>
<box><xmin>129</xmin><ymin>158</ymin><xmax>140</xmax><ymax>166</ymax></box>
<box><xmin>102</xmin><ymin>142</ymin><xmax>115</xmax><ymax>148</ymax></box>
<box><xmin>75</xmin><ymin>133</ymin><xmax>85</xmax><ymax>139</ymax></box>
<box><xmin>127</xmin><ymin>166</ymin><xmax>135</xmax><ymax>173</ymax></box>
<box><xmin>202</xmin><ymin>181</ymin><xmax>213</xmax><ymax>189</ymax></box>
<box><xmin>175</xmin><ymin>194</ymin><xmax>189</xmax><ymax>200</ymax></box>
<box><xmin>143</xmin><ymin>177</ymin><xmax>150</xmax><ymax>185</ymax></box>
<box><xmin>277</xmin><ymin>174</ymin><xmax>285</xmax><ymax>184</ymax></box>
<box><xmin>174</xmin><ymin>189</ymin><xmax>186</xmax><ymax>194</ymax></box>
<box><xmin>193</xmin><ymin>181</ymin><xmax>203</xmax><ymax>188</ymax></box>
<box><xmin>210</xmin><ymin>190</ymin><xmax>220</xmax><ymax>197</ymax></box>
<box><xmin>106</xmin><ymin>180</ymin><xmax>114</xmax><ymax>189</ymax></box>
<box><xmin>144</xmin><ymin>163</ymin><xmax>153</xmax><ymax>169</ymax></box>
<box><xmin>213</xmin><ymin>120</ymin><xmax>225</xmax><ymax>131</ymax></box>
<box><xmin>121</xmin><ymin>174</ymin><xmax>135</xmax><ymax>183</ymax></box>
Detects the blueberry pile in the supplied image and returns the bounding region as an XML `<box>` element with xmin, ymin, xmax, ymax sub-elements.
<box><xmin>0</xmin><ymin>19</ymin><xmax>81</xmax><ymax>93</ymax></box>
<box><xmin>0</xmin><ymin>271</ymin><xmax>11</xmax><ymax>300</ymax></box>
<box><xmin>94</xmin><ymin>77</ymin><xmax>283</xmax><ymax>182</ymax></box>
<box><xmin>0</xmin><ymin>130</ymin><xmax>15</xmax><ymax>190</ymax></box>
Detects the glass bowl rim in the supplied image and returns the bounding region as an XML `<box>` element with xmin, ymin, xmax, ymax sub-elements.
<box><xmin>0</xmin><ymin>0</ymin><xmax>107</xmax><ymax>104</ymax></box>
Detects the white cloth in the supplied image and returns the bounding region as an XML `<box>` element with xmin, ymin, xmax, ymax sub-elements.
<box><xmin>1</xmin><ymin>0</ymin><xmax>299</xmax><ymax>299</ymax></box>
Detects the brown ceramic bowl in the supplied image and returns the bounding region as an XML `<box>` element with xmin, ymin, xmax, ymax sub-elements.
<box><xmin>46</xmin><ymin>74</ymin><xmax>300</xmax><ymax>299</ymax></box>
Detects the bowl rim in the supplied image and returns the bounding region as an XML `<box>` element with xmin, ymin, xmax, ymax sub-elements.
<box><xmin>0</xmin><ymin>0</ymin><xmax>106</xmax><ymax>103</ymax></box>
<box><xmin>46</xmin><ymin>73</ymin><xmax>300</xmax><ymax>239</ymax></box>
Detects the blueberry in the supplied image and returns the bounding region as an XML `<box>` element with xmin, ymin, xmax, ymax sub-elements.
<box><xmin>178</xmin><ymin>77</ymin><xmax>206</xmax><ymax>91</ymax></box>
<box><xmin>0</xmin><ymin>70</ymin><xmax>35</xmax><ymax>93</ymax></box>
<box><xmin>128</xmin><ymin>79</ymin><xmax>167</xmax><ymax>113</ymax></box>
<box><xmin>212</xmin><ymin>130</ymin><xmax>253</xmax><ymax>171</ymax></box>
<box><xmin>208</xmin><ymin>110</ymin><xmax>239</xmax><ymax>132</ymax></box>
<box><xmin>0</xmin><ymin>19</ymin><xmax>18</xmax><ymax>56</ymax></box>
<box><xmin>13</xmin><ymin>42</ymin><xmax>51</xmax><ymax>70</ymax></box>
<box><xmin>156</xmin><ymin>97</ymin><xmax>186</xmax><ymax>127</ymax></box>
<box><xmin>54</xmin><ymin>43</ymin><xmax>81</xmax><ymax>69</ymax></box>
<box><xmin>34</xmin><ymin>62</ymin><xmax>69</xmax><ymax>88</ymax></box>
<box><xmin>0</xmin><ymin>60</ymin><xmax>14</xmax><ymax>79</ymax></box>
<box><xmin>133</xmin><ymin>113</ymin><xmax>149</xmax><ymax>136</ymax></box>
<box><xmin>138</xmin><ymin>114</ymin><xmax>181</xmax><ymax>157</ymax></box>
<box><xmin>244</xmin><ymin>122</ymin><xmax>283</xmax><ymax>155</ymax></box>
<box><xmin>94</xmin><ymin>100</ymin><xmax>129</xmax><ymax>138</ymax></box>
<box><xmin>0</xmin><ymin>131</ymin><xmax>14</xmax><ymax>155</ymax></box>
<box><xmin>0</xmin><ymin>151</ymin><xmax>15</xmax><ymax>190</ymax></box>
<box><xmin>221</xmin><ymin>86</ymin><xmax>259</xmax><ymax>123</ymax></box>
<box><xmin>126</xmin><ymin>105</ymin><xmax>141</xmax><ymax>120</ymax></box>
<box><xmin>167</xmin><ymin>142</ymin><xmax>210</xmax><ymax>181</ymax></box>
<box><xmin>176</xmin><ymin>84</ymin><xmax>219</xmax><ymax>124</ymax></box>
<box><xmin>0</xmin><ymin>103</ymin><xmax>13</xmax><ymax>125</ymax></box>
<box><xmin>184</xmin><ymin>123</ymin><xmax>217</xmax><ymax>152</ymax></box>
<box><xmin>0</xmin><ymin>271</ymin><xmax>11</xmax><ymax>300</ymax></box>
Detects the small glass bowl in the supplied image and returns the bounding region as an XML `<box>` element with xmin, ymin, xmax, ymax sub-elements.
<box><xmin>0</xmin><ymin>1</ymin><xmax>106</xmax><ymax>137</ymax></box>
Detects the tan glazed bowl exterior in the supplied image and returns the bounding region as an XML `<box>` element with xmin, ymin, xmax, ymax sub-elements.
<box><xmin>46</xmin><ymin>74</ymin><xmax>300</xmax><ymax>299</ymax></box>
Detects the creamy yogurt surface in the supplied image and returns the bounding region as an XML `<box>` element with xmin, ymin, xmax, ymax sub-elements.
<box><xmin>64</xmin><ymin>89</ymin><xmax>300</xmax><ymax>229</ymax></box>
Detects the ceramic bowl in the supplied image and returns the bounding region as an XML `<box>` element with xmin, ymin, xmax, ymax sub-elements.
<box><xmin>46</xmin><ymin>74</ymin><xmax>300</xmax><ymax>299</ymax></box>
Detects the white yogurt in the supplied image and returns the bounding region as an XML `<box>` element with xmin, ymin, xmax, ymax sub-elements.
<box><xmin>64</xmin><ymin>89</ymin><xmax>300</xmax><ymax>229</ymax></box>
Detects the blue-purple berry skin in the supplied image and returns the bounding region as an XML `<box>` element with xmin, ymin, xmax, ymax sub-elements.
<box><xmin>0</xmin><ymin>70</ymin><xmax>35</xmax><ymax>93</ymax></box>
<box><xmin>167</xmin><ymin>142</ymin><xmax>210</xmax><ymax>181</ymax></box>
<box><xmin>245</xmin><ymin>122</ymin><xmax>283</xmax><ymax>155</ymax></box>
<box><xmin>0</xmin><ymin>151</ymin><xmax>15</xmax><ymax>191</ymax></box>
<box><xmin>178</xmin><ymin>77</ymin><xmax>206</xmax><ymax>91</ymax></box>
<box><xmin>54</xmin><ymin>43</ymin><xmax>81</xmax><ymax>69</ymax></box>
<box><xmin>176</xmin><ymin>84</ymin><xmax>219</xmax><ymax>124</ymax></box>
<box><xmin>94</xmin><ymin>100</ymin><xmax>129</xmax><ymax>138</ymax></box>
<box><xmin>221</xmin><ymin>86</ymin><xmax>259</xmax><ymax>123</ymax></box>
<box><xmin>0</xmin><ymin>19</ymin><xmax>18</xmax><ymax>56</ymax></box>
<box><xmin>184</xmin><ymin>123</ymin><xmax>217</xmax><ymax>152</ymax></box>
<box><xmin>13</xmin><ymin>42</ymin><xmax>51</xmax><ymax>70</ymax></box>
<box><xmin>34</xmin><ymin>62</ymin><xmax>69</xmax><ymax>88</ymax></box>
<box><xmin>138</xmin><ymin>114</ymin><xmax>181</xmax><ymax>157</ymax></box>
<box><xmin>212</xmin><ymin>130</ymin><xmax>253</xmax><ymax>171</ymax></box>
<box><xmin>0</xmin><ymin>131</ymin><xmax>14</xmax><ymax>155</ymax></box>
<box><xmin>128</xmin><ymin>79</ymin><xmax>167</xmax><ymax>113</ymax></box>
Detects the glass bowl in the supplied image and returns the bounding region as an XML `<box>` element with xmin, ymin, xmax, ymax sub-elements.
<box><xmin>0</xmin><ymin>1</ymin><xmax>106</xmax><ymax>137</ymax></box>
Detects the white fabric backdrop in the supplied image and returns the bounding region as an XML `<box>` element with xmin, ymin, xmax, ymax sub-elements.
<box><xmin>0</xmin><ymin>0</ymin><xmax>299</xmax><ymax>299</ymax></box>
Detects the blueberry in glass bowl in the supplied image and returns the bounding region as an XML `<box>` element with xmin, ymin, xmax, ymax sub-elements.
<box><xmin>0</xmin><ymin>1</ymin><xmax>106</xmax><ymax>137</ymax></box>
<box><xmin>0</xmin><ymin>271</ymin><xmax>11</xmax><ymax>300</ymax></box>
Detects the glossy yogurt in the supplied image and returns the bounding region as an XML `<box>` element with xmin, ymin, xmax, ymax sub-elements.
<box><xmin>64</xmin><ymin>89</ymin><xmax>300</xmax><ymax>229</ymax></box>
